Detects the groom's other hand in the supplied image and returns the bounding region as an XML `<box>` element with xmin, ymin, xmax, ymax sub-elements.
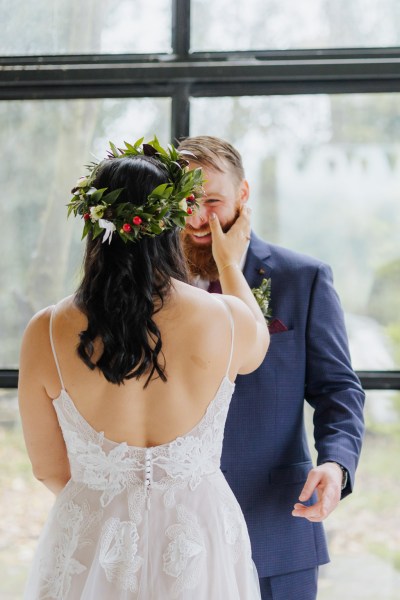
<box><xmin>291</xmin><ymin>462</ymin><xmax>342</xmax><ymax>522</ymax></box>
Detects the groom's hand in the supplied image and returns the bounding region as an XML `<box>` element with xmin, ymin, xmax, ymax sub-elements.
<box><xmin>291</xmin><ymin>463</ymin><xmax>342</xmax><ymax>522</ymax></box>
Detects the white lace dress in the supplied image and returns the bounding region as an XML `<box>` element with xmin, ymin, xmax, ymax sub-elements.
<box><xmin>24</xmin><ymin>305</ymin><xmax>261</xmax><ymax>599</ymax></box>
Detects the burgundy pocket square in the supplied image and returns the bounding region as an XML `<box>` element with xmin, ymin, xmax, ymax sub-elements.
<box><xmin>268</xmin><ymin>318</ymin><xmax>288</xmax><ymax>334</ymax></box>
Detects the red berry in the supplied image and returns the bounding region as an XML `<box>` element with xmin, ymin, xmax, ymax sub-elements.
<box><xmin>186</xmin><ymin>194</ymin><xmax>195</xmax><ymax>203</ymax></box>
<box><xmin>133</xmin><ymin>216</ymin><xmax>142</xmax><ymax>226</ymax></box>
<box><xmin>83</xmin><ymin>213</ymin><xmax>90</xmax><ymax>221</ymax></box>
<box><xmin>187</xmin><ymin>207</ymin><xmax>193</xmax><ymax>215</ymax></box>
<box><xmin>122</xmin><ymin>223</ymin><xmax>132</xmax><ymax>232</ymax></box>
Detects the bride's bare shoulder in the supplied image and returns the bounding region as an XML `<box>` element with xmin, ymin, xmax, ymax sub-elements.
<box><xmin>22</xmin><ymin>295</ymin><xmax>80</xmax><ymax>337</ymax></box>
<box><xmin>172</xmin><ymin>280</ymin><xmax>214</xmax><ymax>300</ymax></box>
<box><xmin>172</xmin><ymin>281</ymin><xmax>228</xmax><ymax>313</ymax></box>
<box><xmin>22</xmin><ymin>305</ymin><xmax>53</xmax><ymax>335</ymax></box>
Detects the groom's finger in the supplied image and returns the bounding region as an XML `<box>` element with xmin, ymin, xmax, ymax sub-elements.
<box><xmin>292</xmin><ymin>490</ymin><xmax>335</xmax><ymax>521</ymax></box>
<box><xmin>298</xmin><ymin>470</ymin><xmax>321</xmax><ymax>502</ymax></box>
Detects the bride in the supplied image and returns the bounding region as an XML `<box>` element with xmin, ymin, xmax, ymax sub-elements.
<box><xmin>18</xmin><ymin>137</ymin><xmax>269</xmax><ymax>599</ymax></box>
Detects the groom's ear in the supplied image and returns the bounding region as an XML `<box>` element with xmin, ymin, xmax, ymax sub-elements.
<box><xmin>239</xmin><ymin>179</ymin><xmax>250</xmax><ymax>205</ymax></box>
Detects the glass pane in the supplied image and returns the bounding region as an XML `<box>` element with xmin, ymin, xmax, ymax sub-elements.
<box><xmin>305</xmin><ymin>393</ymin><xmax>400</xmax><ymax>599</ymax></box>
<box><xmin>0</xmin><ymin>0</ymin><xmax>171</xmax><ymax>55</ymax></box>
<box><xmin>0</xmin><ymin>391</ymin><xmax>53</xmax><ymax>598</ymax></box>
<box><xmin>191</xmin><ymin>0</ymin><xmax>400</xmax><ymax>51</ymax></box>
<box><xmin>0</xmin><ymin>98</ymin><xmax>170</xmax><ymax>368</ymax></box>
<box><xmin>191</xmin><ymin>94</ymin><xmax>400</xmax><ymax>371</ymax></box>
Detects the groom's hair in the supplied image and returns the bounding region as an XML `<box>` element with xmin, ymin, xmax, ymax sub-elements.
<box><xmin>75</xmin><ymin>156</ymin><xmax>189</xmax><ymax>387</ymax></box>
<box><xmin>177</xmin><ymin>135</ymin><xmax>245</xmax><ymax>185</ymax></box>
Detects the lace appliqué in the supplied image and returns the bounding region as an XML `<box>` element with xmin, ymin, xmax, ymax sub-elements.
<box><xmin>38</xmin><ymin>499</ymin><xmax>102</xmax><ymax>599</ymax></box>
<box><xmin>163</xmin><ymin>504</ymin><xmax>206</xmax><ymax>598</ymax></box>
<box><xmin>74</xmin><ymin>439</ymin><xmax>143</xmax><ymax>507</ymax></box>
<box><xmin>219</xmin><ymin>495</ymin><xmax>248</xmax><ymax>564</ymax></box>
<box><xmin>158</xmin><ymin>429</ymin><xmax>216</xmax><ymax>491</ymax></box>
<box><xmin>99</xmin><ymin>518</ymin><xmax>143</xmax><ymax>592</ymax></box>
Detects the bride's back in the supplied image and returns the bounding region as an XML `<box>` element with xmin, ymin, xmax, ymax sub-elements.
<box><xmin>46</xmin><ymin>280</ymin><xmax>237</xmax><ymax>448</ymax></box>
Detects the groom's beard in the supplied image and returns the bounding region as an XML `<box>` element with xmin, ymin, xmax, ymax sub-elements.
<box><xmin>181</xmin><ymin>206</ymin><xmax>241</xmax><ymax>281</ymax></box>
<box><xmin>181</xmin><ymin>232</ymin><xmax>220</xmax><ymax>281</ymax></box>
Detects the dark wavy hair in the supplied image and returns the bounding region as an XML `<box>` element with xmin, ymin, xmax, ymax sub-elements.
<box><xmin>75</xmin><ymin>155</ymin><xmax>189</xmax><ymax>387</ymax></box>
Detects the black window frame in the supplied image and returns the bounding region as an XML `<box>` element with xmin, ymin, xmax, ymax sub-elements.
<box><xmin>1</xmin><ymin>0</ymin><xmax>399</xmax><ymax>390</ymax></box>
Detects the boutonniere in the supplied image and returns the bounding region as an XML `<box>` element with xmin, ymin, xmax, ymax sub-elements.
<box><xmin>252</xmin><ymin>278</ymin><xmax>272</xmax><ymax>324</ymax></box>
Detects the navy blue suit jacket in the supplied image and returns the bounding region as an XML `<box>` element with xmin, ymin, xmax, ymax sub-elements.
<box><xmin>221</xmin><ymin>233</ymin><xmax>365</xmax><ymax>579</ymax></box>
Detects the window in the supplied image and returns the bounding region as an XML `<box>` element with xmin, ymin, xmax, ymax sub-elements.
<box><xmin>0</xmin><ymin>98</ymin><xmax>171</xmax><ymax>367</ymax></box>
<box><xmin>191</xmin><ymin>94</ymin><xmax>400</xmax><ymax>371</ymax></box>
<box><xmin>1</xmin><ymin>1</ymin><xmax>399</xmax><ymax>597</ymax></box>
<box><xmin>191</xmin><ymin>0</ymin><xmax>400</xmax><ymax>51</ymax></box>
<box><xmin>1</xmin><ymin>0</ymin><xmax>171</xmax><ymax>55</ymax></box>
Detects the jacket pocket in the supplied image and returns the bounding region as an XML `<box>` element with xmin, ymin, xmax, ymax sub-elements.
<box><xmin>269</xmin><ymin>328</ymin><xmax>295</xmax><ymax>343</ymax></box>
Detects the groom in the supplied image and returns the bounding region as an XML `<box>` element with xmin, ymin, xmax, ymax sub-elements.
<box><xmin>178</xmin><ymin>135</ymin><xmax>365</xmax><ymax>600</ymax></box>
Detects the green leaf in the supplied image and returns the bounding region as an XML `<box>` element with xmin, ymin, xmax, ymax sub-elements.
<box><xmin>81</xmin><ymin>219</ymin><xmax>91</xmax><ymax>240</ymax></box>
<box><xmin>89</xmin><ymin>187</ymin><xmax>107</xmax><ymax>203</ymax></box>
<box><xmin>158</xmin><ymin>206</ymin><xmax>169</xmax><ymax>218</ymax></box>
<box><xmin>123</xmin><ymin>138</ymin><xmax>143</xmax><ymax>154</ymax></box>
<box><xmin>171</xmin><ymin>216</ymin><xmax>186</xmax><ymax>228</ymax></box>
<box><xmin>133</xmin><ymin>136</ymin><xmax>144</xmax><ymax>149</ymax></box>
<box><xmin>149</xmin><ymin>135</ymin><xmax>164</xmax><ymax>154</ymax></box>
<box><xmin>91</xmin><ymin>221</ymin><xmax>103</xmax><ymax>240</ymax></box>
<box><xmin>149</xmin><ymin>223</ymin><xmax>163</xmax><ymax>234</ymax></box>
<box><xmin>109</xmin><ymin>141</ymin><xmax>119</xmax><ymax>157</ymax></box>
<box><xmin>67</xmin><ymin>203</ymin><xmax>75</xmax><ymax>218</ymax></box>
<box><xmin>149</xmin><ymin>183</ymin><xmax>173</xmax><ymax>199</ymax></box>
<box><xmin>104</xmin><ymin>187</ymin><xmax>124</xmax><ymax>205</ymax></box>
<box><xmin>168</xmin><ymin>144</ymin><xmax>179</xmax><ymax>161</ymax></box>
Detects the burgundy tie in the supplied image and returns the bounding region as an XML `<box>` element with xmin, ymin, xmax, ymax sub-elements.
<box><xmin>207</xmin><ymin>280</ymin><xmax>222</xmax><ymax>294</ymax></box>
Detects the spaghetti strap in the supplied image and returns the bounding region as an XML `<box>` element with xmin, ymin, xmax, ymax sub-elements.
<box><xmin>49</xmin><ymin>305</ymin><xmax>66</xmax><ymax>390</ymax></box>
<box><xmin>214</xmin><ymin>296</ymin><xmax>235</xmax><ymax>377</ymax></box>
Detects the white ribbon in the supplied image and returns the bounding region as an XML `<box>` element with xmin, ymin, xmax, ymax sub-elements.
<box><xmin>99</xmin><ymin>219</ymin><xmax>116</xmax><ymax>244</ymax></box>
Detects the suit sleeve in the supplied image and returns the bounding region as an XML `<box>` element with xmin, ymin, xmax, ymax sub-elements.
<box><xmin>304</xmin><ymin>263</ymin><xmax>365</xmax><ymax>498</ymax></box>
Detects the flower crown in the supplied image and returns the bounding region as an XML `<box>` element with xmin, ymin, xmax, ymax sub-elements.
<box><xmin>67</xmin><ymin>136</ymin><xmax>204</xmax><ymax>244</ymax></box>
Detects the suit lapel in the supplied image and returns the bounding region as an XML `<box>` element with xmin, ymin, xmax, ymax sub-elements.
<box><xmin>243</xmin><ymin>232</ymin><xmax>272</xmax><ymax>289</ymax></box>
